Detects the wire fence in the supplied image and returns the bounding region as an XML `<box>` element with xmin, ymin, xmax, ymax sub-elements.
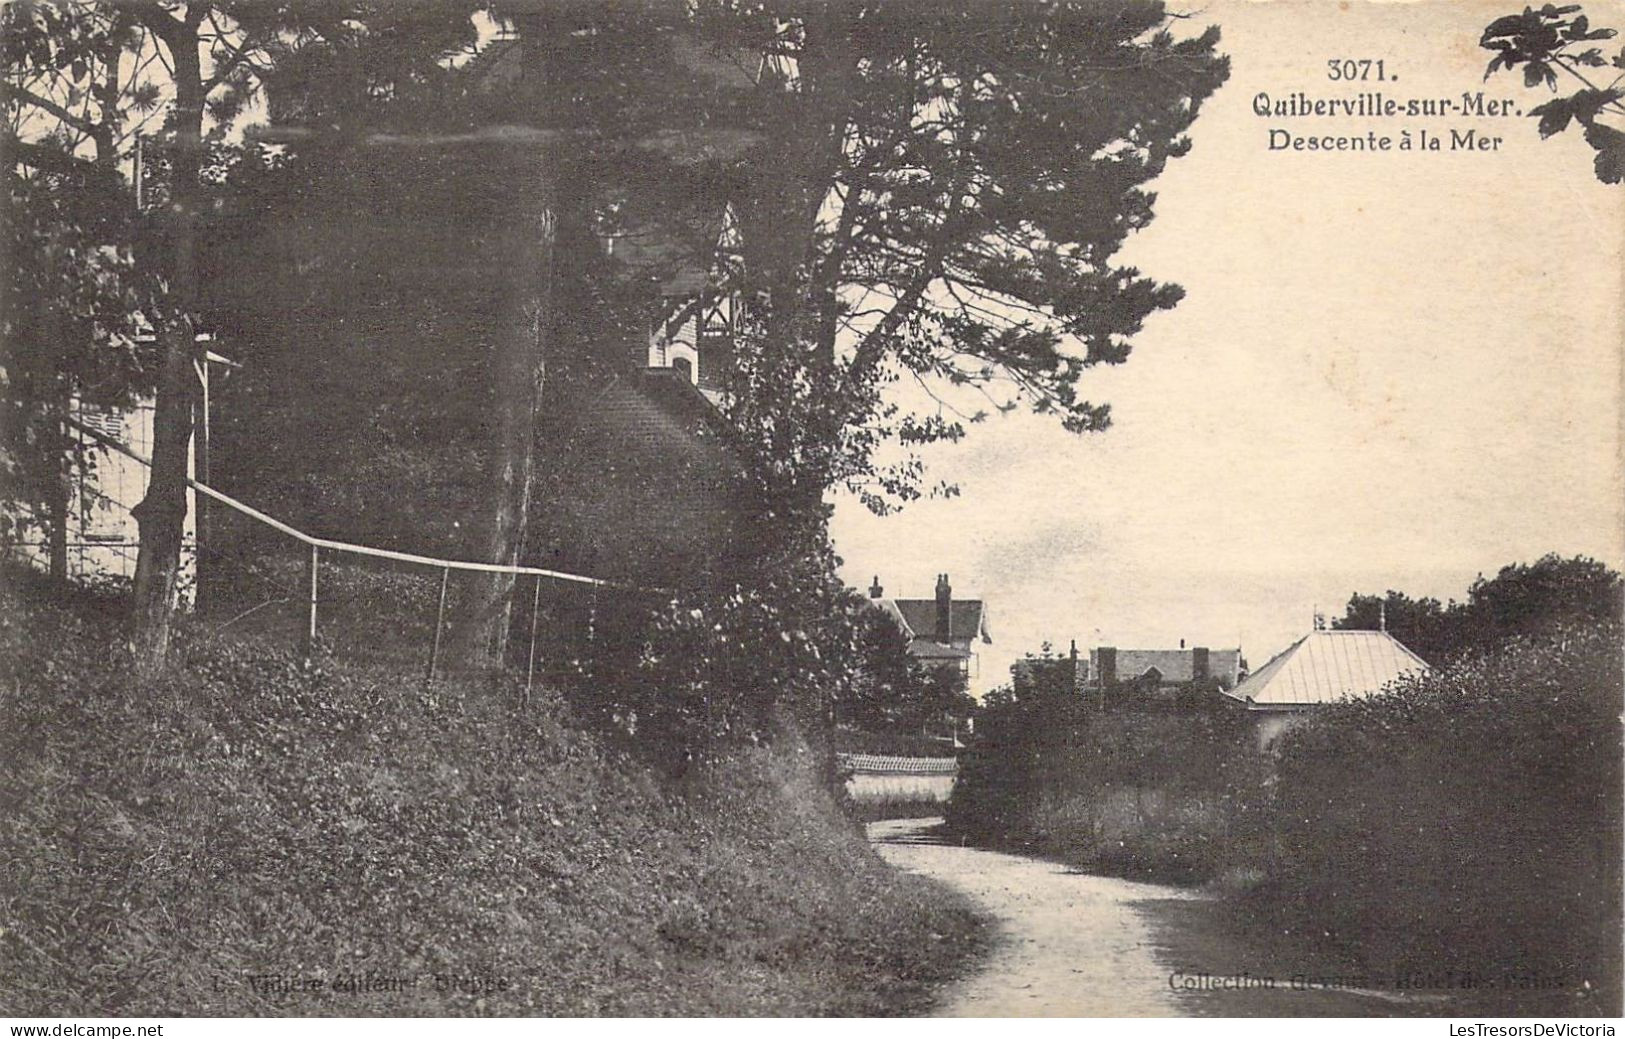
<box><xmin>20</xmin><ymin>415</ymin><xmax>669</xmax><ymax>696</ymax></box>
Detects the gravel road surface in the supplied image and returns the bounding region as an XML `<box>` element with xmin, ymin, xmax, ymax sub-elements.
<box><xmin>869</xmin><ymin>817</ymin><xmax>1195</xmax><ymax>1016</ymax></box>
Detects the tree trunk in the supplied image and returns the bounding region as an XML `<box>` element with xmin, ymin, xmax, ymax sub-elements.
<box><xmin>444</xmin><ymin>182</ymin><xmax>556</xmax><ymax>672</ymax></box>
<box><xmin>46</xmin><ymin>287</ymin><xmax>70</xmax><ymax>582</ymax></box>
<box><xmin>130</xmin><ymin>34</ymin><xmax>203</xmax><ymax>675</ymax></box>
<box><xmin>131</xmin><ymin>332</ymin><xmax>195</xmax><ymax>668</ymax></box>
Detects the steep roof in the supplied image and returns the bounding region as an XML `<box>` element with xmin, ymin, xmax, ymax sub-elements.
<box><xmin>866</xmin><ymin>598</ymin><xmax>913</xmax><ymax>634</ymax></box>
<box><xmin>606</xmin><ymin>216</ymin><xmax>723</xmax><ymax>298</ymax></box>
<box><xmin>1227</xmin><ymin>629</ymin><xmax>1430</xmax><ymax>708</ymax></box>
<box><xmin>576</xmin><ymin>368</ymin><xmax>743</xmax><ymax>473</ymax></box>
<box><xmin>892</xmin><ymin>599</ymin><xmax>991</xmax><ymax>644</ymax></box>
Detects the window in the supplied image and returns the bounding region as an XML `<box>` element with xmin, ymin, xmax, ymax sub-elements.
<box><xmin>672</xmin><ymin>356</ymin><xmax>694</xmax><ymax>383</ymax></box>
<box><xmin>702</xmin><ymin>297</ymin><xmax>731</xmax><ymax>334</ymax></box>
<box><xmin>76</xmin><ymin>405</ymin><xmax>125</xmax><ymax>440</ymax></box>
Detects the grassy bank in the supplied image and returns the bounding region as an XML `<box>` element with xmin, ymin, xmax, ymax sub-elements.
<box><xmin>0</xmin><ymin>575</ymin><xmax>988</xmax><ymax>1016</ymax></box>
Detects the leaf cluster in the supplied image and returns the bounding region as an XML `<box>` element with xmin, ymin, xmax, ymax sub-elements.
<box><xmin>1482</xmin><ymin>4</ymin><xmax>1625</xmax><ymax>182</ymax></box>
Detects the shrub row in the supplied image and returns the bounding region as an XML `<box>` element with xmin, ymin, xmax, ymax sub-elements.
<box><xmin>948</xmin><ymin>704</ymin><xmax>1268</xmax><ymax>882</ymax></box>
<box><xmin>948</xmin><ymin>621</ymin><xmax>1622</xmax><ymax>1011</ymax></box>
<box><xmin>1264</xmin><ymin>622</ymin><xmax>1622</xmax><ymax>1008</ymax></box>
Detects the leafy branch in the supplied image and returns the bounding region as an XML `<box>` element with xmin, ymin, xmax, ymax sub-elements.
<box><xmin>1482</xmin><ymin>3</ymin><xmax>1625</xmax><ymax>183</ymax></box>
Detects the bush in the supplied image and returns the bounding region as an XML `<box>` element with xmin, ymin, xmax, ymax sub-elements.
<box><xmin>1262</xmin><ymin>621</ymin><xmax>1622</xmax><ymax>1010</ymax></box>
<box><xmin>199</xmin><ymin>538</ymin><xmax>878</xmax><ymax>784</ymax></box>
<box><xmin>833</xmin><ymin>727</ymin><xmax>959</xmax><ymax>757</ymax></box>
<box><xmin>948</xmin><ymin>618</ymin><xmax>1622</xmax><ymax>1012</ymax></box>
<box><xmin>947</xmin><ymin>690</ymin><xmax>1268</xmax><ymax>883</ymax></box>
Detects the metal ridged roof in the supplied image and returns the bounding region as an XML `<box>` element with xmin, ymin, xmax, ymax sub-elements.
<box><xmin>1229</xmin><ymin>629</ymin><xmax>1430</xmax><ymax>707</ymax></box>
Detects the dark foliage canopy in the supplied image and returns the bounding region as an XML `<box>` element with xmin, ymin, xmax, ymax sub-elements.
<box><xmin>1332</xmin><ymin>553</ymin><xmax>1622</xmax><ymax>664</ymax></box>
<box><xmin>223</xmin><ymin>0</ymin><xmax>1229</xmax><ymax>524</ymax></box>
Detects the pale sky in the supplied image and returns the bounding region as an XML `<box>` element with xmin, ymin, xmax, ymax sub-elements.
<box><xmin>830</xmin><ymin>0</ymin><xmax>1625</xmax><ymax>695</ymax></box>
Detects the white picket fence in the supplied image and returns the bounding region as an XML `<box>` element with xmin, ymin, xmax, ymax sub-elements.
<box><xmin>837</xmin><ymin>753</ymin><xmax>958</xmax><ymax>775</ymax></box>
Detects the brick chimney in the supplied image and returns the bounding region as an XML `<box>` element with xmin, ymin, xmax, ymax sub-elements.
<box><xmin>869</xmin><ymin>575</ymin><xmax>884</xmax><ymax>599</ymax></box>
<box><xmin>935</xmin><ymin>573</ymin><xmax>952</xmax><ymax>639</ymax></box>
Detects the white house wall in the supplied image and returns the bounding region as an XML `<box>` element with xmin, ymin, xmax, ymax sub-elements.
<box><xmin>15</xmin><ymin>397</ymin><xmax>195</xmax><ymax>599</ymax></box>
<box><xmin>846</xmin><ymin>771</ymin><xmax>955</xmax><ymax>804</ymax></box>
<box><xmin>650</xmin><ymin>311</ymin><xmax>700</xmax><ymax>383</ymax></box>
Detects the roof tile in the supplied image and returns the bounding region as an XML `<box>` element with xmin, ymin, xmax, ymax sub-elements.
<box><xmin>892</xmin><ymin>599</ymin><xmax>990</xmax><ymax>643</ymax></box>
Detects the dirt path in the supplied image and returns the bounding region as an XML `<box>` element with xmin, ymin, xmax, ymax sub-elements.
<box><xmin>869</xmin><ymin>817</ymin><xmax>1194</xmax><ymax>1016</ymax></box>
<box><xmin>869</xmin><ymin>817</ymin><xmax>1445</xmax><ymax>1017</ymax></box>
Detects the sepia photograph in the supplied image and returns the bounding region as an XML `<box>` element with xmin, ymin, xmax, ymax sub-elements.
<box><xmin>2</xmin><ymin>0</ymin><xmax>1622</xmax><ymax>1024</ymax></box>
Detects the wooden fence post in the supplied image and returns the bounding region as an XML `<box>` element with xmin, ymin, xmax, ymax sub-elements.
<box><xmin>427</xmin><ymin>566</ymin><xmax>450</xmax><ymax>682</ymax></box>
<box><xmin>304</xmin><ymin>543</ymin><xmax>319</xmax><ymax>668</ymax></box>
<box><xmin>524</xmin><ymin>574</ymin><xmax>542</xmax><ymax>707</ymax></box>
<box><xmin>587</xmin><ymin>583</ymin><xmax>598</xmax><ymax>645</ymax></box>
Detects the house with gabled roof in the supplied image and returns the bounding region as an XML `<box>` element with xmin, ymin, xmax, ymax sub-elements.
<box><xmin>866</xmin><ymin>573</ymin><xmax>991</xmax><ymax>677</ymax></box>
<box><xmin>1090</xmin><ymin>644</ymin><xmax>1244</xmax><ymax>691</ymax></box>
<box><xmin>607</xmin><ymin>205</ymin><xmax>743</xmax><ymax>408</ymax></box>
<box><xmin>1223</xmin><ymin>626</ymin><xmax>1431</xmax><ymax>747</ymax></box>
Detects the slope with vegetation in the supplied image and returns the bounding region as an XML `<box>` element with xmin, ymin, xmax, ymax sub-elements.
<box><xmin>0</xmin><ymin>571</ymin><xmax>988</xmax><ymax>1017</ymax></box>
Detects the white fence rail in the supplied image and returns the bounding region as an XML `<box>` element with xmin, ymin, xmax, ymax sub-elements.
<box><xmin>63</xmin><ymin>415</ymin><xmax>635</xmax><ymax>587</ymax></box>
<box><xmin>58</xmin><ymin>414</ymin><xmax>660</xmax><ymax>689</ymax></box>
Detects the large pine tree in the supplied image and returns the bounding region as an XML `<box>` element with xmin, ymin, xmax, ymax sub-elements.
<box><xmin>58</xmin><ymin>0</ymin><xmax>1225</xmax><ymax>672</ymax></box>
<box><xmin>621</xmin><ymin>1</ymin><xmax>1230</xmax><ymax>540</ymax></box>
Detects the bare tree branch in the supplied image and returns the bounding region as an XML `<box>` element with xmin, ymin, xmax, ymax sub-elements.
<box><xmin>6</xmin><ymin>82</ymin><xmax>100</xmax><ymax>135</ymax></box>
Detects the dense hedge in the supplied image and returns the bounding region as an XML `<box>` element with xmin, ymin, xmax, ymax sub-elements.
<box><xmin>833</xmin><ymin>727</ymin><xmax>961</xmax><ymax>757</ymax></box>
<box><xmin>1264</xmin><ymin>622</ymin><xmax>1622</xmax><ymax>1008</ymax></box>
<box><xmin>0</xmin><ymin>576</ymin><xmax>986</xmax><ymax>1016</ymax></box>
<box><xmin>948</xmin><ymin>621</ymin><xmax>1622</xmax><ymax>1013</ymax></box>
<box><xmin>947</xmin><ymin>690</ymin><xmax>1268</xmax><ymax>882</ymax></box>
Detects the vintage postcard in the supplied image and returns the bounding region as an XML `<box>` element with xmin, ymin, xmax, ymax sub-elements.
<box><xmin>3</xmin><ymin>0</ymin><xmax>1621</xmax><ymax>1025</ymax></box>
